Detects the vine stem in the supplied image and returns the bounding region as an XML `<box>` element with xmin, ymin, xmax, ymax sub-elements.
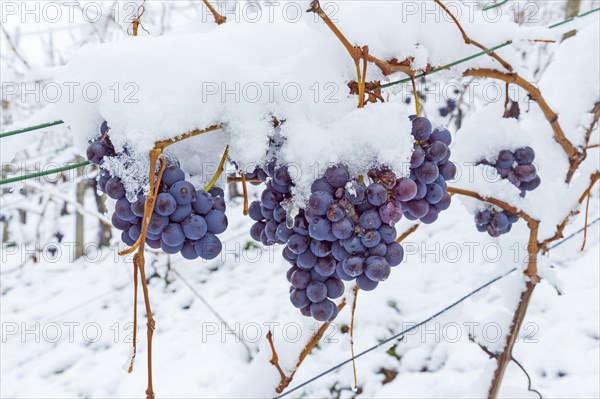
<box><xmin>204</xmin><ymin>145</ymin><xmax>229</xmax><ymax>192</ymax></box>
<box><xmin>350</xmin><ymin>285</ymin><xmax>359</xmax><ymax>391</ymax></box>
<box><xmin>201</xmin><ymin>0</ymin><xmax>226</xmax><ymax>25</ymax></box>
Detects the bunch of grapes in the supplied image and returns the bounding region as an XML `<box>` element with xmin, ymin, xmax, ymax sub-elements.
<box><xmin>247</xmin><ymin>164</ymin><xmax>295</xmax><ymax>246</ymax></box>
<box><xmin>88</xmin><ymin>122</ymin><xmax>228</xmax><ymax>260</ymax></box>
<box><xmin>474</xmin><ymin>146</ymin><xmax>540</xmax><ymax>237</ymax></box>
<box><xmin>404</xmin><ymin>117</ymin><xmax>455</xmax><ymax>224</ymax></box>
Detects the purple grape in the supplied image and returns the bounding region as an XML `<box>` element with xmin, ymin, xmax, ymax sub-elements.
<box><xmin>308</xmin><ymin>217</ymin><xmax>331</xmax><ymax>241</ymax></box>
<box><xmin>393</xmin><ymin>178</ymin><xmax>418</xmax><ymax>201</ymax></box>
<box><xmin>361</xmin><ymin>230</ymin><xmax>381</xmax><ymax>248</ymax></box>
<box><xmin>514</xmin><ymin>147</ymin><xmax>535</xmax><ymax>165</ymax></box>
<box><xmin>87</xmin><ymin>142</ymin><xmax>108</xmax><ymax>164</ymax></box>
<box><xmin>193</xmin><ymin>190</ymin><xmax>214</xmax><ymax>215</ymax></box>
<box><xmin>434</xmin><ymin>193</ymin><xmax>452</xmax><ymax>211</ymax></box>
<box><xmin>342</xmin><ymin>256</ymin><xmax>365</xmax><ymax>277</ymax></box>
<box><xmin>415</xmin><ymin>162</ymin><xmax>439</xmax><ymax>184</ymax></box>
<box><xmin>496</xmin><ymin>150</ymin><xmax>515</xmax><ymax>169</ymax></box>
<box><xmin>264</xmin><ymin>220</ymin><xmax>278</xmax><ymax>243</ymax></box>
<box><xmin>359</xmin><ymin>209</ymin><xmax>382</xmax><ymax>230</ymax></box>
<box><xmin>314</xmin><ymin>256</ymin><xmax>336</xmax><ymax>277</ymax></box>
<box><xmin>112</xmin><ymin>213</ymin><xmax>132</xmax><ymax>231</ymax></box>
<box><xmin>327</xmin><ymin>203</ymin><xmax>345</xmax><ymax>222</ymax></box>
<box><xmin>195</xmin><ymin>233</ymin><xmax>222</xmax><ymax>260</ymax></box>
<box><xmin>332</xmin><ymin>240</ymin><xmax>350</xmax><ymax>261</ymax></box>
<box><xmin>205</xmin><ymin>210</ymin><xmax>228</xmax><ymax>234</ymax></box>
<box><xmin>170</xmin><ymin>181</ymin><xmax>196</xmax><ymax>205</ymax></box>
<box><xmin>131</xmin><ymin>196</ymin><xmax>146</xmax><ymax>218</ymax></box>
<box><xmin>161</xmin><ymin>223</ymin><xmax>185</xmax><ymax>247</ymax></box>
<box><xmin>170</xmin><ymin>203</ymin><xmax>193</xmax><ymax>223</ymax></box>
<box><xmin>365</xmin><ymin>256</ymin><xmax>391</xmax><ymax>281</ymax></box>
<box><xmin>332</xmin><ymin>217</ymin><xmax>354</xmax><ymax>240</ymax></box>
<box><xmin>425</xmin><ymin>183</ymin><xmax>444</xmax><ymax>204</ymax></box>
<box><xmin>439</xmin><ymin>161</ymin><xmax>457</xmax><ymax>180</ymax></box>
<box><xmin>324</xmin><ymin>165</ymin><xmax>350</xmax><ymax>188</ymax></box>
<box><xmin>310</xmin><ymin>240</ymin><xmax>332</xmax><ymax>257</ymax></box>
<box><xmin>311</xmin><ymin>178</ymin><xmax>335</xmax><ymax>196</ymax></box>
<box><xmin>272</xmin><ymin>206</ymin><xmax>286</xmax><ymax>224</ymax></box>
<box><xmin>308</xmin><ymin>191</ymin><xmax>334</xmax><ymax>216</ymax></box>
<box><xmin>275</xmin><ymin>223</ymin><xmax>294</xmax><ymax>243</ymax></box>
<box><xmin>147</xmin><ymin>213</ymin><xmax>169</xmax><ymax>235</ymax></box>
<box><xmin>324</xmin><ymin>278</ymin><xmax>344</xmax><ymax>298</ymax></box>
<box><xmin>146</xmin><ymin>238</ymin><xmax>161</xmax><ymax>249</ymax></box>
<box><xmin>420</xmin><ymin>206</ymin><xmax>439</xmax><ymax>224</ymax></box>
<box><xmin>385</xmin><ymin>242</ymin><xmax>404</xmax><ymax>266</ymax></box>
<box><xmin>162</xmin><ymin>165</ymin><xmax>185</xmax><ymax>186</ymax></box>
<box><xmin>427</xmin><ymin>141</ymin><xmax>448</xmax><ymax>163</ymax></box>
<box><xmin>100</xmin><ymin>121</ymin><xmax>109</xmax><ymax>134</ymax></box>
<box><xmin>181</xmin><ymin>214</ymin><xmax>208</xmax><ymax>240</ymax></box>
<box><xmin>411</xmin><ymin>117</ymin><xmax>433</xmax><ymax>140</ymax></box>
<box><xmin>248</xmin><ymin>201</ymin><xmax>263</xmax><ymax>222</ymax></box>
<box><xmin>514</xmin><ymin>164</ymin><xmax>537</xmax><ymax>182</ymax></box>
<box><xmin>430</xmin><ymin>128</ymin><xmax>452</xmax><ymax>145</ymax></box>
<box><xmin>128</xmin><ymin>223</ymin><xmax>142</xmax><ymax>242</ymax></box>
<box><xmin>378</xmin><ymin>225</ymin><xmax>397</xmax><ymax>244</ymax></box>
<box><xmin>491</xmin><ymin>212</ymin><xmax>509</xmax><ymax>231</ymax></box>
<box><xmin>411</xmin><ymin>147</ymin><xmax>426</xmax><ymax>169</ymax></box>
<box><xmin>121</xmin><ymin>230</ymin><xmax>136</xmax><ymax>246</ymax></box>
<box><xmin>160</xmin><ymin>240</ymin><xmax>184</xmax><ymax>254</ymax></box>
<box><xmin>250</xmin><ymin>221</ymin><xmax>265</xmax><ymax>241</ymax></box>
<box><xmin>367</xmin><ymin>183</ymin><xmax>388</xmax><ymax>206</ymax></box>
<box><xmin>521</xmin><ymin>175</ymin><xmax>541</xmax><ymax>191</ymax></box>
<box><xmin>306</xmin><ymin>281</ymin><xmax>327</xmax><ymax>303</ymax></box>
<box><xmin>273</xmin><ymin>166</ymin><xmax>292</xmax><ymax>186</ymax></box>
<box><xmin>310</xmin><ymin>299</ymin><xmax>335</xmax><ymax>321</ymax></box>
<box><xmin>356</xmin><ymin>274</ymin><xmax>378</xmax><ymax>291</ymax></box>
<box><xmin>336</xmin><ymin>261</ymin><xmax>354</xmax><ymax>281</ymax></box>
<box><xmin>291</xmin><ymin>269</ymin><xmax>311</xmax><ymax>289</ymax></box>
<box><xmin>290</xmin><ymin>289</ymin><xmax>310</xmax><ymax>308</ymax></box>
<box><xmin>105</xmin><ymin>177</ymin><xmax>126</xmax><ymax>200</ymax></box>
<box><xmin>345</xmin><ymin>181</ymin><xmax>366</xmax><ymax>204</ymax></box>
<box><xmin>379</xmin><ymin>201</ymin><xmax>402</xmax><ymax>226</ymax></box>
<box><xmin>181</xmin><ymin>241</ymin><xmax>199</xmax><ymax>260</ymax></box>
<box><xmin>155</xmin><ymin>193</ymin><xmax>177</xmax><ymax>216</ymax></box>
<box><xmin>287</xmin><ymin>234</ymin><xmax>309</xmax><ymax>254</ymax></box>
<box><xmin>406</xmin><ymin>199</ymin><xmax>429</xmax><ymax>219</ymax></box>
<box><xmin>115</xmin><ymin>198</ymin><xmax>136</xmax><ymax>221</ymax></box>
<box><xmin>297</xmin><ymin>249</ymin><xmax>318</xmax><ymax>269</ymax></box>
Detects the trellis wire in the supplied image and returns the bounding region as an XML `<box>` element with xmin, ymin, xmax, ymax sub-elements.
<box><xmin>482</xmin><ymin>0</ymin><xmax>509</xmax><ymax>12</ymax></box>
<box><xmin>275</xmin><ymin>217</ymin><xmax>600</xmax><ymax>398</ymax></box>
<box><xmin>0</xmin><ymin>120</ymin><xmax>64</xmax><ymax>139</ymax></box>
<box><xmin>0</xmin><ymin>161</ymin><xmax>90</xmax><ymax>186</ymax></box>
<box><xmin>275</xmin><ymin>267</ymin><xmax>518</xmax><ymax>398</ymax></box>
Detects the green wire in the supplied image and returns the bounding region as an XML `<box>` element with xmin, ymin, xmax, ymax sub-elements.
<box><xmin>482</xmin><ymin>0</ymin><xmax>508</xmax><ymax>12</ymax></box>
<box><xmin>0</xmin><ymin>120</ymin><xmax>64</xmax><ymax>139</ymax></box>
<box><xmin>548</xmin><ymin>6</ymin><xmax>600</xmax><ymax>29</ymax></box>
<box><xmin>0</xmin><ymin>161</ymin><xmax>91</xmax><ymax>187</ymax></box>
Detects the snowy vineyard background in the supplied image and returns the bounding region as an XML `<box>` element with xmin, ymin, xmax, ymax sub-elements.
<box><xmin>1</xmin><ymin>1</ymin><xmax>599</xmax><ymax>398</ymax></box>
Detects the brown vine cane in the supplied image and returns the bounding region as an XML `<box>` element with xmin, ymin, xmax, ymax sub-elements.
<box><xmin>118</xmin><ymin>124</ymin><xmax>222</xmax><ymax>399</ymax></box>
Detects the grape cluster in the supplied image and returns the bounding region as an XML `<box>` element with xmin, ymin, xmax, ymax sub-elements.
<box><xmin>474</xmin><ymin>146</ymin><xmax>540</xmax><ymax>237</ymax></box>
<box><xmin>281</xmin><ymin>165</ymin><xmax>406</xmax><ymax>321</ymax></box>
<box><xmin>247</xmin><ymin>164</ymin><xmax>295</xmax><ymax>246</ymax></box>
<box><xmin>404</xmin><ymin>117</ymin><xmax>455</xmax><ymax>224</ymax></box>
<box><xmin>88</xmin><ymin>122</ymin><xmax>228</xmax><ymax>259</ymax></box>
<box><xmin>438</xmin><ymin>99</ymin><xmax>457</xmax><ymax>117</ymax></box>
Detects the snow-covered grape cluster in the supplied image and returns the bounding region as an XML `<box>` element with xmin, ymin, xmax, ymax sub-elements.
<box><xmin>404</xmin><ymin>117</ymin><xmax>455</xmax><ymax>224</ymax></box>
<box><xmin>474</xmin><ymin>146</ymin><xmax>540</xmax><ymax>237</ymax></box>
<box><xmin>88</xmin><ymin>122</ymin><xmax>228</xmax><ymax>259</ymax></box>
<box><xmin>438</xmin><ymin>99</ymin><xmax>456</xmax><ymax>117</ymax></box>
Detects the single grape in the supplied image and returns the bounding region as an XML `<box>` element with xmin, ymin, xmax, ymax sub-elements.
<box><xmin>439</xmin><ymin>161</ymin><xmax>457</xmax><ymax>180</ymax></box>
<box><xmin>332</xmin><ymin>217</ymin><xmax>354</xmax><ymax>240</ymax></box>
<box><xmin>209</xmin><ymin>186</ymin><xmax>225</xmax><ymax>198</ymax></box>
<box><xmin>275</xmin><ymin>223</ymin><xmax>294</xmax><ymax>243</ymax></box>
<box><xmin>365</xmin><ymin>256</ymin><xmax>391</xmax><ymax>281</ymax></box>
<box><xmin>272</xmin><ymin>206</ymin><xmax>287</xmax><ymax>224</ymax></box>
<box><xmin>306</xmin><ymin>281</ymin><xmax>327</xmax><ymax>303</ymax></box>
<box><xmin>193</xmin><ymin>190</ymin><xmax>214</xmax><ymax>215</ymax></box>
<box><xmin>147</xmin><ymin>213</ymin><xmax>169</xmax><ymax>235</ymax></box>
<box><xmin>496</xmin><ymin>150</ymin><xmax>515</xmax><ymax>169</ymax></box>
<box><xmin>205</xmin><ymin>210</ymin><xmax>228</xmax><ymax>234</ymax></box>
<box><xmin>342</xmin><ymin>256</ymin><xmax>365</xmax><ymax>277</ymax></box>
<box><xmin>514</xmin><ymin>164</ymin><xmax>537</xmax><ymax>182</ymax></box>
<box><xmin>378</xmin><ymin>225</ymin><xmax>397</xmax><ymax>244</ymax></box>
<box><xmin>195</xmin><ymin>233</ymin><xmax>222</xmax><ymax>260</ymax></box>
<box><xmin>308</xmin><ymin>191</ymin><xmax>334</xmax><ymax>216</ymax></box>
<box><xmin>115</xmin><ymin>197</ymin><xmax>136</xmax><ymax>221</ymax></box>
<box><xmin>427</xmin><ymin>141</ymin><xmax>448</xmax><ymax>163</ymax></box>
<box><xmin>161</xmin><ymin>223</ymin><xmax>185</xmax><ymax>247</ymax></box>
<box><xmin>170</xmin><ymin>203</ymin><xmax>193</xmax><ymax>223</ymax></box>
<box><xmin>162</xmin><ymin>165</ymin><xmax>185</xmax><ymax>186</ymax></box>
<box><xmin>181</xmin><ymin>241</ymin><xmax>199</xmax><ymax>260</ymax></box>
<box><xmin>367</xmin><ymin>183</ymin><xmax>388</xmax><ymax>207</ymax></box>
<box><xmin>379</xmin><ymin>201</ymin><xmax>402</xmax><ymax>225</ymax></box>
<box><xmin>425</xmin><ymin>183</ymin><xmax>444</xmax><ymax>204</ymax></box>
<box><xmin>146</xmin><ymin>238</ymin><xmax>161</xmax><ymax>249</ymax></box>
<box><xmin>311</xmin><ymin>178</ymin><xmax>335</xmax><ymax>196</ymax></box>
<box><xmin>310</xmin><ymin>268</ymin><xmax>329</xmax><ymax>282</ymax></box>
<box><xmin>291</xmin><ymin>269</ymin><xmax>311</xmax><ymax>289</ymax></box>
<box><xmin>514</xmin><ymin>146</ymin><xmax>535</xmax><ymax>165</ymax></box>
<box><xmin>181</xmin><ymin>214</ymin><xmax>208</xmax><ymax>240</ymax></box>
<box><xmin>121</xmin><ymin>230</ymin><xmax>136</xmax><ymax>246</ymax></box>
<box><xmin>359</xmin><ymin>209</ymin><xmax>382</xmax><ymax>230</ymax></box>
<box><xmin>413</xmin><ymin>179</ymin><xmax>427</xmax><ymax>200</ymax></box>
<box><xmin>415</xmin><ymin>162</ymin><xmax>439</xmax><ymax>184</ymax></box>
<box><xmin>332</xmin><ymin>240</ymin><xmax>350</xmax><ymax>261</ymax></box>
<box><xmin>290</xmin><ymin>289</ymin><xmax>310</xmax><ymax>309</ymax></box>
<box><xmin>170</xmin><ymin>181</ymin><xmax>196</xmax><ymax>205</ymax></box>
<box><xmin>343</xmin><ymin>236</ymin><xmax>366</xmax><ymax>254</ymax></box>
<box><xmin>411</xmin><ymin>117</ymin><xmax>433</xmax><ymax>140</ymax></box>
<box><xmin>264</xmin><ymin>219</ymin><xmax>278</xmax><ymax>243</ymax></box>
<box><xmin>361</xmin><ymin>230</ymin><xmax>381</xmax><ymax>248</ymax></box>
<box><xmin>287</xmin><ymin>234</ymin><xmax>309</xmax><ymax>254</ymax></box>
<box><xmin>310</xmin><ymin>240</ymin><xmax>332</xmax><ymax>257</ymax></box>
<box><xmin>297</xmin><ymin>249</ymin><xmax>318</xmax><ymax>270</ymax></box>
<box><xmin>324</xmin><ymin>165</ymin><xmax>350</xmax><ymax>188</ymax></box>
<box><xmin>86</xmin><ymin>142</ymin><xmax>108</xmax><ymax>164</ymax></box>
<box><xmin>160</xmin><ymin>240</ymin><xmax>184</xmax><ymax>254</ymax></box>
<box><xmin>105</xmin><ymin>177</ymin><xmax>126</xmax><ymax>200</ymax></box>
<box><xmin>406</xmin><ymin>199</ymin><xmax>429</xmax><ymax>219</ymax></box>
<box><xmin>356</xmin><ymin>274</ymin><xmax>378</xmax><ymax>291</ymax></box>
<box><xmin>411</xmin><ymin>147</ymin><xmax>426</xmax><ymax>169</ymax></box>
<box><xmin>310</xmin><ymin>299</ymin><xmax>335</xmax><ymax>321</ymax></box>
<box><xmin>420</xmin><ymin>206</ymin><xmax>439</xmax><ymax>224</ymax></box>
<box><xmin>521</xmin><ymin>175</ymin><xmax>541</xmax><ymax>191</ymax></box>
<box><xmin>324</xmin><ymin>278</ymin><xmax>344</xmax><ymax>299</ymax></box>
<box><xmin>112</xmin><ymin>213</ymin><xmax>132</xmax><ymax>231</ymax></box>
<box><xmin>385</xmin><ymin>242</ymin><xmax>404</xmax><ymax>266</ymax></box>
<box><xmin>250</xmin><ymin>221</ymin><xmax>265</xmax><ymax>241</ymax></box>
<box><xmin>128</xmin><ymin>223</ymin><xmax>142</xmax><ymax>242</ymax></box>
<box><xmin>308</xmin><ymin>217</ymin><xmax>331</xmax><ymax>241</ymax></box>
<box><xmin>327</xmin><ymin>203</ymin><xmax>345</xmax><ymax>222</ymax></box>
<box><xmin>314</xmin><ymin>256</ymin><xmax>336</xmax><ymax>277</ymax></box>
<box><xmin>335</xmin><ymin>261</ymin><xmax>354</xmax><ymax>281</ymax></box>
<box><xmin>97</xmin><ymin>170</ymin><xmax>110</xmax><ymax>193</ymax></box>
<box><xmin>130</xmin><ymin>195</ymin><xmax>146</xmax><ymax>218</ymax></box>
<box><xmin>261</xmin><ymin>188</ymin><xmax>280</xmax><ymax>209</ymax></box>
<box><xmin>491</xmin><ymin>212</ymin><xmax>509</xmax><ymax>231</ymax></box>
<box><xmin>155</xmin><ymin>193</ymin><xmax>177</xmax><ymax>216</ymax></box>
<box><xmin>393</xmin><ymin>178</ymin><xmax>418</xmax><ymax>201</ymax></box>
<box><xmin>345</xmin><ymin>181</ymin><xmax>367</xmax><ymax>204</ymax></box>
<box><xmin>430</xmin><ymin>128</ymin><xmax>452</xmax><ymax>145</ymax></box>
